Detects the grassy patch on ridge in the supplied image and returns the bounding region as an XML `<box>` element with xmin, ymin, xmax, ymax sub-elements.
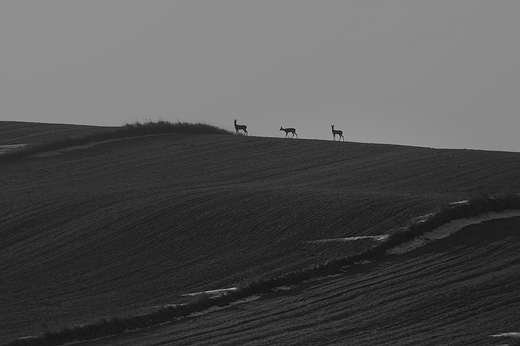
<box><xmin>0</xmin><ymin>120</ymin><xmax>232</xmax><ymax>161</ymax></box>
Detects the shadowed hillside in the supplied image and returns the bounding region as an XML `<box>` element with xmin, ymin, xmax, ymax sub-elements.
<box><xmin>0</xmin><ymin>121</ymin><xmax>113</xmax><ymax>145</ymax></box>
<box><xmin>1</xmin><ymin>122</ymin><xmax>520</xmax><ymax>345</ymax></box>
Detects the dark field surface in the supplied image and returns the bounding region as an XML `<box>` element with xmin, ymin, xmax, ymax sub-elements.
<box><xmin>1</xmin><ymin>122</ymin><xmax>520</xmax><ymax>345</ymax></box>
<box><xmin>0</xmin><ymin>121</ymin><xmax>113</xmax><ymax>145</ymax></box>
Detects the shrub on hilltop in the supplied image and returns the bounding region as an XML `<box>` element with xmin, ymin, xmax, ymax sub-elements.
<box><xmin>0</xmin><ymin>120</ymin><xmax>232</xmax><ymax>160</ymax></box>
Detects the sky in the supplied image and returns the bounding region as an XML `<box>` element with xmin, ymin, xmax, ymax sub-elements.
<box><xmin>1</xmin><ymin>1</ymin><xmax>520</xmax><ymax>152</ymax></box>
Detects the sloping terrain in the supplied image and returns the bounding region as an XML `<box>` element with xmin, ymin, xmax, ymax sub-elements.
<box><xmin>0</xmin><ymin>121</ymin><xmax>113</xmax><ymax>146</ymax></box>
<box><xmin>1</xmin><ymin>122</ymin><xmax>520</xmax><ymax>345</ymax></box>
<box><xmin>79</xmin><ymin>217</ymin><xmax>520</xmax><ymax>346</ymax></box>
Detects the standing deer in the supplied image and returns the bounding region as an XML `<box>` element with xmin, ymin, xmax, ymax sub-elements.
<box><xmin>234</xmin><ymin>119</ymin><xmax>248</xmax><ymax>135</ymax></box>
<box><xmin>280</xmin><ymin>127</ymin><xmax>298</xmax><ymax>138</ymax></box>
<box><xmin>331</xmin><ymin>125</ymin><xmax>344</xmax><ymax>141</ymax></box>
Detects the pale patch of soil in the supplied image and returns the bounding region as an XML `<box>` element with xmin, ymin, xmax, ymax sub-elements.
<box><xmin>389</xmin><ymin>210</ymin><xmax>520</xmax><ymax>254</ymax></box>
<box><xmin>0</xmin><ymin>144</ymin><xmax>26</xmax><ymax>154</ymax></box>
<box><xmin>308</xmin><ymin>235</ymin><xmax>390</xmax><ymax>243</ymax></box>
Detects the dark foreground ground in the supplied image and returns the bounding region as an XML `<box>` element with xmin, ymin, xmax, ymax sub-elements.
<box><xmin>79</xmin><ymin>217</ymin><xmax>520</xmax><ymax>346</ymax></box>
<box><xmin>1</xmin><ymin>121</ymin><xmax>520</xmax><ymax>345</ymax></box>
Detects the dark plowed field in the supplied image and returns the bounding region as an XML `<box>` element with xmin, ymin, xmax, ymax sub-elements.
<box><xmin>1</xmin><ymin>122</ymin><xmax>520</xmax><ymax>345</ymax></box>
<box><xmin>0</xmin><ymin>121</ymin><xmax>113</xmax><ymax>145</ymax></box>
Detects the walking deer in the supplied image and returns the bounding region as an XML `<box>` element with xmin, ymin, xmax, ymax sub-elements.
<box><xmin>280</xmin><ymin>127</ymin><xmax>298</xmax><ymax>138</ymax></box>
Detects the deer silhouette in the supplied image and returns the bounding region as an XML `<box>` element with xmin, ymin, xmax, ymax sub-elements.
<box><xmin>234</xmin><ymin>119</ymin><xmax>248</xmax><ymax>135</ymax></box>
<box><xmin>280</xmin><ymin>127</ymin><xmax>298</xmax><ymax>138</ymax></box>
<box><xmin>331</xmin><ymin>125</ymin><xmax>344</xmax><ymax>141</ymax></box>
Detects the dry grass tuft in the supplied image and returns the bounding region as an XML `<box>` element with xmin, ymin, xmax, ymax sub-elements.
<box><xmin>0</xmin><ymin>120</ymin><xmax>232</xmax><ymax>161</ymax></box>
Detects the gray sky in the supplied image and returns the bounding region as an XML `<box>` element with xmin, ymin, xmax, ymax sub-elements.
<box><xmin>1</xmin><ymin>1</ymin><xmax>520</xmax><ymax>151</ymax></box>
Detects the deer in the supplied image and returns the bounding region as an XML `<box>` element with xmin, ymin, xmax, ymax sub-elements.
<box><xmin>280</xmin><ymin>127</ymin><xmax>298</xmax><ymax>138</ymax></box>
<box><xmin>331</xmin><ymin>125</ymin><xmax>344</xmax><ymax>141</ymax></box>
<box><xmin>234</xmin><ymin>119</ymin><xmax>248</xmax><ymax>135</ymax></box>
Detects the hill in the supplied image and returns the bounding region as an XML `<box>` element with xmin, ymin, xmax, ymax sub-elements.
<box><xmin>1</xmin><ymin>121</ymin><xmax>520</xmax><ymax>345</ymax></box>
<box><xmin>0</xmin><ymin>121</ymin><xmax>114</xmax><ymax>145</ymax></box>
